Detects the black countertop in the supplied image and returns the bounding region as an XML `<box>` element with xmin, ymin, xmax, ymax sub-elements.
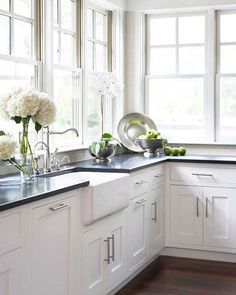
<box><xmin>0</xmin><ymin>173</ymin><xmax>89</xmax><ymax>212</ymax></box>
<box><xmin>1</xmin><ymin>153</ymin><xmax>236</xmax><ymax>212</ymax></box>
<box><xmin>76</xmin><ymin>153</ymin><xmax>236</xmax><ymax>173</ymax></box>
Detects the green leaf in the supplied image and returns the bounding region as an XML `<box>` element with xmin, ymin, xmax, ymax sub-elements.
<box><xmin>13</xmin><ymin>116</ymin><xmax>22</xmax><ymax>124</ymax></box>
<box><xmin>0</xmin><ymin>130</ymin><xmax>6</xmax><ymax>136</ymax></box>
<box><xmin>102</xmin><ymin>133</ymin><xmax>113</xmax><ymax>139</ymax></box>
<box><xmin>35</xmin><ymin>122</ymin><xmax>42</xmax><ymax>133</ymax></box>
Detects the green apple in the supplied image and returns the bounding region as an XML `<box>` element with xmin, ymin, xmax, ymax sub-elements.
<box><xmin>179</xmin><ymin>146</ymin><xmax>187</xmax><ymax>156</ymax></box>
<box><xmin>154</xmin><ymin>131</ymin><xmax>161</xmax><ymax>138</ymax></box>
<box><xmin>164</xmin><ymin>146</ymin><xmax>172</xmax><ymax>156</ymax></box>
<box><xmin>146</xmin><ymin>129</ymin><xmax>156</xmax><ymax>139</ymax></box>
<box><xmin>171</xmin><ymin>147</ymin><xmax>179</xmax><ymax>156</ymax></box>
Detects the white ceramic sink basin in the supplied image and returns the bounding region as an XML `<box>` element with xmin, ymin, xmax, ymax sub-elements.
<box><xmin>75</xmin><ymin>171</ymin><xmax>130</xmax><ymax>225</ymax></box>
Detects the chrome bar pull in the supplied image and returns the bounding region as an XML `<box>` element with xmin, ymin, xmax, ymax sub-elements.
<box><xmin>152</xmin><ymin>201</ymin><xmax>157</xmax><ymax>222</ymax></box>
<box><xmin>110</xmin><ymin>235</ymin><xmax>115</xmax><ymax>262</ymax></box>
<box><xmin>196</xmin><ymin>197</ymin><xmax>199</xmax><ymax>218</ymax></box>
<box><xmin>206</xmin><ymin>197</ymin><xmax>209</xmax><ymax>218</ymax></box>
<box><xmin>104</xmin><ymin>238</ymin><xmax>110</xmax><ymax>264</ymax></box>
<box><xmin>136</xmin><ymin>199</ymin><xmax>147</xmax><ymax>206</ymax></box>
<box><xmin>192</xmin><ymin>173</ymin><xmax>213</xmax><ymax>177</ymax></box>
<box><xmin>135</xmin><ymin>180</ymin><xmax>147</xmax><ymax>185</ymax></box>
<box><xmin>49</xmin><ymin>204</ymin><xmax>69</xmax><ymax>212</ymax></box>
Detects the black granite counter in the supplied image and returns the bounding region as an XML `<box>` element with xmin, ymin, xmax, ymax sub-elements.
<box><xmin>0</xmin><ymin>173</ymin><xmax>89</xmax><ymax>211</ymax></box>
<box><xmin>1</xmin><ymin>153</ymin><xmax>236</xmax><ymax>212</ymax></box>
<box><xmin>76</xmin><ymin>153</ymin><xmax>236</xmax><ymax>173</ymax></box>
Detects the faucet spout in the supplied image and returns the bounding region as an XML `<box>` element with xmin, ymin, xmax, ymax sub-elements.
<box><xmin>49</xmin><ymin>128</ymin><xmax>79</xmax><ymax>137</ymax></box>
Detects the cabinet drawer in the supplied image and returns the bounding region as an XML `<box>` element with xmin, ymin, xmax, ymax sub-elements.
<box><xmin>0</xmin><ymin>210</ymin><xmax>22</xmax><ymax>256</ymax></box>
<box><xmin>170</xmin><ymin>164</ymin><xmax>236</xmax><ymax>185</ymax></box>
<box><xmin>150</xmin><ymin>165</ymin><xmax>165</xmax><ymax>189</ymax></box>
<box><xmin>130</xmin><ymin>172</ymin><xmax>150</xmax><ymax>198</ymax></box>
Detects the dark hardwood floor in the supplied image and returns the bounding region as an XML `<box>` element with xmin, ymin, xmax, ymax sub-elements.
<box><xmin>115</xmin><ymin>256</ymin><xmax>236</xmax><ymax>295</ymax></box>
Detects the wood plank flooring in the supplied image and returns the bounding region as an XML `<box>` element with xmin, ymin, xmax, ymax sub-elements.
<box><xmin>115</xmin><ymin>256</ymin><xmax>236</xmax><ymax>295</ymax></box>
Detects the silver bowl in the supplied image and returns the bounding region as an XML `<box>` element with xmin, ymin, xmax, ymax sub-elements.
<box><xmin>135</xmin><ymin>138</ymin><xmax>165</xmax><ymax>157</ymax></box>
<box><xmin>89</xmin><ymin>143</ymin><xmax>116</xmax><ymax>163</ymax></box>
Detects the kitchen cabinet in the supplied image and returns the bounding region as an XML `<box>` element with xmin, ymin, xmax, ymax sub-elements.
<box><xmin>204</xmin><ymin>187</ymin><xmax>236</xmax><ymax>249</ymax></box>
<box><xmin>149</xmin><ymin>185</ymin><xmax>165</xmax><ymax>257</ymax></box>
<box><xmin>170</xmin><ymin>185</ymin><xmax>203</xmax><ymax>246</ymax></box>
<box><xmin>81</xmin><ymin>211</ymin><xmax>127</xmax><ymax>295</ymax></box>
<box><xmin>0</xmin><ymin>249</ymin><xmax>24</xmax><ymax>295</ymax></box>
<box><xmin>29</xmin><ymin>192</ymin><xmax>77</xmax><ymax>295</ymax></box>
<box><xmin>127</xmin><ymin>193</ymin><xmax>149</xmax><ymax>273</ymax></box>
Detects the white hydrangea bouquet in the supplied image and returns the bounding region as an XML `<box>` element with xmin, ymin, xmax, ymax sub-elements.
<box><xmin>0</xmin><ymin>87</ymin><xmax>56</xmax><ymax>180</ymax></box>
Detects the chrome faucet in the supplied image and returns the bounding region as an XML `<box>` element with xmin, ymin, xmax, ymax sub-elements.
<box><xmin>35</xmin><ymin>126</ymin><xmax>79</xmax><ymax>173</ymax></box>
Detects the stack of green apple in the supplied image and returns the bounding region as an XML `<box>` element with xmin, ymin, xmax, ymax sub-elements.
<box><xmin>138</xmin><ymin>129</ymin><xmax>162</xmax><ymax>139</ymax></box>
<box><xmin>164</xmin><ymin>146</ymin><xmax>187</xmax><ymax>156</ymax></box>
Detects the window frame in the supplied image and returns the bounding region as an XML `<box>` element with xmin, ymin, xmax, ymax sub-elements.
<box><xmin>145</xmin><ymin>8</ymin><xmax>236</xmax><ymax>144</ymax></box>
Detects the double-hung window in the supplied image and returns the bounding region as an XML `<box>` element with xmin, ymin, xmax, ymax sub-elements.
<box><xmin>0</xmin><ymin>0</ymin><xmax>38</xmax><ymax>137</ymax></box>
<box><xmin>146</xmin><ymin>13</ymin><xmax>207</xmax><ymax>142</ymax></box>
<box><xmin>84</xmin><ymin>5</ymin><xmax>111</xmax><ymax>143</ymax></box>
<box><xmin>51</xmin><ymin>0</ymin><xmax>81</xmax><ymax>147</ymax></box>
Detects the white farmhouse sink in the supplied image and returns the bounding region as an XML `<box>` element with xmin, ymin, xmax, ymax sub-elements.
<box><xmin>76</xmin><ymin>172</ymin><xmax>130</xmax><ymax>225</ymax></box>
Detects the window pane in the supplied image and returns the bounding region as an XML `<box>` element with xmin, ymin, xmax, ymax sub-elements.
<box><xmin>96</xmin><ymin>12</ymin><xmax>107</xmax><ymax>42</ymax></box>
<box><xmin>220</xmin><ymin>14</ymin><xmax>236</xmax><ymax>43</ymax></box>
<box><xmin>85</xmin><ymin>74</ymin><xmax>101</xmax><ymax>142</ymax></box>
<box><xmin>53</xmin><ymin>69</ymin><xmax>78</xmax><ymax>146</ymax></box>
<box><xmin>61</xmin><ymin>33</ymin><xmax>74</xmax><ymax>65</ymax></box>
<box><xmin>53</xmin><ymin>31</ymin><xmax>60</xmax><ymax>64</ymax></box>
<box><xmin>87</xmin><ymin>9</ymin><xmax>93</xmax><ymax>38</ymax></box>
<box><xmin>53</xmin><ymin>0</ymin><xmax>59</xmax><ymax>26</ymax></box>
<box><xmin>61</xmin><ymin>0</ymin><xmax>75</xmax><ymax>32</ymax></box>
<box><xmin>87</xmin><ymin>41</ymin><xmax>94</xmax><ymax>71</ymax></box>
<box><xmin>149</xmin><ymin>17</ymin><xmax>176</xmax><ymax>45</ymax></box>
<box><xmin>14</xmin><ymin>20</ymin><xmax>32</xmax><ymax>58</ymax></box>
<box><xmin>149</xmin><ymin>48</ymin><xmax>176</xmax><ymax>75</ymax></box>
<box><xmin>0</xmin><ymin>0</ymin><xmax>9</xmax><ymax>11</ymax></box>
<box><xmin>220</xmin><ymin>77</ymin><xmax>236</xmax><ymax>129</ymax></box>
<box><xmin>179</xmin><ymin>16</ymin><xmax>205</xmax><ymax>44</ymax></box>
<box><xmin>220</xmin><ymin>45</ymin><xmax>236</xmax><ymax>74</ymax></box>
<box><xmin>179</xmin><ymin>46</ymin><xmax>205</xmax><ymax>74</ymax></box>
<box><xmin>14</xmin><ymin>0</ymin><xmax>32</xmax><ymax>18</ymax></box>
<box><xmin>95</xmin><ymin>44</ymin><xmax>107</xmax><ymax>72</ymax></box>
<box><xmin>0</xmin><ymin>15</ymin><xmax>9</xmax><ymax>55</ymax></box>
<box><xmin>148</xmin><ymin>78</ymin><xmax>204</xmax><ymax>128</ymax></box>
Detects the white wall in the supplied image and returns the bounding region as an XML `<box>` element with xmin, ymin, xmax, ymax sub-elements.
<box><xmin>127</xmin><ymin>0</ymin><xmax>236</xmax><ymax>11</ymax></box>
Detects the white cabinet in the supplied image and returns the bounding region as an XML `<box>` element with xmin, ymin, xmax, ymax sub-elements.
<box><xmin>170</xmin><ymin>185</ymin><xmax>203</xmax><ymax>246</ymax></box>
<box><xmin>30</xmin><ymin>193</ymin><xmax>77</xmax><ymax>295</ymax></box>
<box><xmin>204</xmin><ymin>187</ymin><xmax>236</xmax><ymax>249</ymax></box>
<box><xmin>127</xmin><ymin>193</ymin><xmax>149</xmax><ymax>273</ymax></box>
<box><xmin>149</xmin><ymin>185</ymin><xmax>165</xmax><ymax>257</ymax></box>
<box><xmin>81</xmin><ymin>211</ymin><xmax>127</xmax><ymax>295</ymax></box>
<box><xmin>0</xmin><ymin>249</ymin><xmax>24</xmax><ymax>295</ymax></box>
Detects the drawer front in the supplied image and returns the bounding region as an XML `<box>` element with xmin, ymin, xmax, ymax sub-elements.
<box><xmin>0</xmin><ymin>210</ymin><xmax>22</xmax><ymax>256</ymax></box>
<box><xmin>150</xmin><ymin>165</ymin><xmax>165</xmax><ymax>189</ymax></box>
<box><xmin>170</xmin><ymin>164</ymin><xmax>236</xmax><ymax>185</ymax></box>
<box><xmin>130</xmin><ymin>172</ymin><xmax>150</xmax><ymax>198</ymax></box>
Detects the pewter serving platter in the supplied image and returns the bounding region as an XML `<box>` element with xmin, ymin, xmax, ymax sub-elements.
<box><xmin>117</xmin><ymin>113</ymin><xmax>157</xmax><ymax>152</ymax></box>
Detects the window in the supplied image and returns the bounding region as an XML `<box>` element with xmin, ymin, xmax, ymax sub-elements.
<box><xmin>0</xmin><ymin>0</ymin><xmax>38</xmax><ymax>144</ymax></box>
<box><xmin>217</xmin><ymin>11</ymin><xmax>236</xmax><ymax>141</ymax></box>
<box><xmin>146</xmin><ymin>10</ymin><xmax>236</xmax><ymax>143</ymax></box>
<box><xmin>146</xmin><ymin>14</ymin><xmax>207</xmax><ymax>142</ymax></box>
<box><xmin>84</xmin><ymin>6</ymin><xmax>111</xmax><ymax>143</ymax></box>
<box><xmin>50</xmin><ymin>0</ymin><xmax>81</xmax><ymax>148</ymax></box>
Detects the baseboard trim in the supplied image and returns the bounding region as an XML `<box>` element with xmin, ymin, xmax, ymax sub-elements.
<box><xmin>161</xmin><ymin>247</ymin><xmax>236</xmax><ymax>263</ymax></box>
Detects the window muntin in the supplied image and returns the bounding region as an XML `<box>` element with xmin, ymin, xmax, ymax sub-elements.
<box><xmin>146</xmin><ymin>14</ymin><xmax>207</xmax><ymax>141</ymax></box>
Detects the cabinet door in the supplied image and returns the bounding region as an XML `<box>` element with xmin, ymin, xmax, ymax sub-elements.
<box><xmin>106</xmin><ymin>212</ymin><xmax>127</xmax><ymax>292</ymax></box>
<box><xmin>171</xmin><ymin>185</ymin><xmax>203</xmax><ymax>246</ymax></box>
<box><xmin>204</xmin><ymin>187</ymin><xmax>236</xmax><ymax>249</ymax></box>
<box><xmin>127</xmin><ymin>193</ymin><xmax>148</xmax><ymax>273</ymax></box>
<box><xmin>149</xmin><ymin>186</ymin><xmax>164</xmax><ymax>257</ymax></box>
<box><xmin>0</xmin><ymin>249</ymin><xmax>24</xmax><ymax>295</ymax></box>
<box><xmin>30</xmin><ymin>195</ymin><xmax>77</xmax><ymax>295</ymax></box>
<box><xmin>82</xmin><ymin>223</ymin><xmax>107</xmax><ymax>295</ymax></box>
